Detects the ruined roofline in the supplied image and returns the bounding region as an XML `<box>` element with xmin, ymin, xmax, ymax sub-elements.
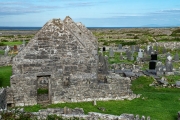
<box><xmin>63</xmin><ymin>16</ymin><xmax>97</xmax><ymax>48</ymax></box>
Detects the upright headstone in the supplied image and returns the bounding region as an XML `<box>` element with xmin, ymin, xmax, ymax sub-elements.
<box><xmin>147</xmin><ymin>45</ymin><xmax>150</xmax><ymax>53</ymax></box>
<box><xmin>144</xmin><ymin>47</ymin><xmax>147</xmax><ymax>55</ymax></box>
<box><xmin>102</xmin><ymin>55</ymin><xmax>109</xmax><ymax>74</ymax></box>
<box><xmin>99</xmin><ymin>53</ymin><xmax>104</xmax><ymax>63</ymax></box>
<box><xmin>174</xmin><ymin>52</ymin><xmax>179</xmax><ymax>61</ymax></box>
<box><xmin>131</xmin><ymin>45</ymin><xmax>135</xmax><ymax>52</ymax></box>
<box><xmin>149</xmin><ymin>53</ymin><xmax>157</xmax><ymax>71</ymax></box>
<box><xmin>148</xmin><ymin>46</ymin><xmax>153</xmax><ymax>55</ymax></box>
<box><xmin>120</xmin><ymin>52</ymin><xmax>123</xmax><ymax>60</ymax></box>
<box><xmin>162</xmin><ymin>47</ymin><xmax>166</xmax><ymax>54</ymax></box>
<box><xmin>155</xmin><ymin>42</ymin><xmax>158</xmax><ymax>51</ymax></box>
<box><xmin>4</xmin><ymin>45</ymin><xmax>10</xmax><ymax>56</ymax></box>
<box><xmin>166</xmin><ymin>52</ymin><xmax>171</xmax><ymax>58</ymax></box>
<box><xmin>138</xmin><ymin>49</ymin><xmax>143</xmax><ymax>59</ymax></box>
<box><xmin>165</xmin><ymin>55</ymin><xmax>173</xmax><ymax>72</ymax></box>
<box><xmin>149</xmin><ymin>61</ymin><xmax>156</xmax><ymax>70</ymax></box>
<box><xmin>135</xmin><ymin>45</ymin><xmax>140</xmax><ymax>52</ymax></box>
<box><xmin>23</xmin><ymin>39</ymin><xmax>26</xmax><ymax>47</ymax></box>
<box><xmin>156</xmin><ymin>62</ymin><xmax>164</xmax><ymax>76</ymax></box>
<box><xmin>151</xmin><ymin>54</ymin><xmax>157</xmax><ymax>60</ymax></box>
<box><xmin>109</xmin><ymin>48</ymin><xmax>114</xmax><ymax>57</ymax></box>
<box><xmin>118</xmin><ymin>44</ymin><xmax>122</xmax><ymax>49</ymax></box>
<box><xmin>127</xmin><ymin>51</ymin><xmax>134</xmax><ymax>61</ymax></box>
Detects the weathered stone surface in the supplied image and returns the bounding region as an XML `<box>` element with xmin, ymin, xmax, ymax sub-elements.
<box><xmin>0</xmin><ymin>88</ymin><xmax>6</xmax><ymax>109</ymax></box>
<box><xmin>176</xmin><ymin>81</ymin><xmax>180</xmax><ymax>88</ymax></box>
<box><xmin>0</xmin><ymin>56</ymin><xmax>13</xmax><ymax>66</ymax></box>
<box><xmin>9</xmin><ymin>17</ymin><xmax>133</xmax><ymax>106</ymax></box>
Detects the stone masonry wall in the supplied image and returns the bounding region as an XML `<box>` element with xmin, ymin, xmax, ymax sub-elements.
<box><xmin>0</xmin><ymin>56</ymin><xmax>12</xmax><ymax>66</ymax></box>
<box><xmin>10</xmin><ymin>16</ymin><xmax>98</xmax><ymax>106</ymax></box>
<box><xmin>0</xmin><ymin>88</ymin><xmax>6</xmax><ymax>109</ymax></box>
<box><xmin>51</xmin><ymin>73</ymin><xmax>134</xmax><ymax>104</ymax></box>
<box><xmin>10</xmin><ymin>16</ymin><xmax>134</xmax><ymax>106</ymax></box>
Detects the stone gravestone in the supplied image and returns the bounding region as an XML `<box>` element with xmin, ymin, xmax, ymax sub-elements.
<box><xmin>4</xmin><ymin>45</ymin><xmax>10</xmax><ymax>56</ymax></box>
<box><xmin>149</xmin><ymin>53</ymin><xmax>157</xmax><ymax>72</ymax></box>
<box><xmin>109</xmin><ymin>48</ymin><xmax>114</xmax><ymax>57</ymax></box>
<box><xmin>148</xmin><ymin>46</ymin><xmax>153</xmax><ymax>55</ymax></box>
<box><xmin>149</xmin><ymin>61</ymin><xmax>156</xmax><ymax>70</ymax></box>
<box><xmin>99</xmin><ymin>53</ymin><xmax>104</xmax><ymax>64</ymax></box>
<box><xmin>165</xmin><ymin>55</ymin><xmax>174</xmax><ymax>75</ymax></box>
<box><xmin>102</xmin><ymin>55</ymin><xmax>109</xmax><ymax>74</ymax></box>
<box><xmin>151</xmin><ymin>53</ymin><xmax>157</xmax><ymax>60</ymax></box>
<box><xmin>166</xmin><ymin>52</ymin><xmax>171</xmax><ymax>58</ymax></box>
<box><xmin>155</xmin><ymin>42</ymin><xmax>158</xmax><ymax>51</ymax></box>
<box><xmin>135</xmin><ymin>45</ymin><xmax>140</xmax><ymax>52</ymax></box>
<box><xmin>119</xmin><ymin>52</ymin><xmax>123</xmax><ymax>60</ymax></box>
<box><xmin>131</xmin><ymin>45</ymin><xmax>135</xmax><ymax>52</ymax></box>
<box><xmin>138</xmin><ymin>49</ymin><xmax>143</xmax><ymax>59</ymax></box>
<box><xmin>174</xmin><ymin>52</ymin><xmax>179</xmax><ymax>61</ymax></box>
<box><xmin>118</xmin><ymin>44</ymin><xmax>122</xmax><ymax>49</ymax></box>
<box><xmin>147</xmin><ymin>45</ymin><xmax>150</xmax><ymax>54</ymax></box>
<box><xmin>162</xmin><ymin>47</ymin><xmax>166</xmax><ymax>54</ymax></box>
<box><xmin>127</xmin><ymin>51</ymin><xmax>134</xmax><ymax>61</ymax></box>
<box><xmin>23</xmin><ymin>39</ymin><xmax>26</xmax><ymax>47</ymax></box>
<box><xmin>156</xmin><ymin>62</ymin><xmax>164</xmax><ymax>76</ymax></box>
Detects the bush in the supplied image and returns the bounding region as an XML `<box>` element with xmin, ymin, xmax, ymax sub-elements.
<box><xmin>0</xmin><ymin>42</ymin><xmax>5</xmax><ymax>46</ymax></box>
<box><xmin>1</xmin><ymin>39</ymin><xmax>8</xmax><ymax>42</ymax></box>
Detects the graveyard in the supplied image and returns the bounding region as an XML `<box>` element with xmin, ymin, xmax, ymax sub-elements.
<box><xmin>1</xmin><ymin>21</ymin><xmax>180</xmax><ymax>119</ymax></box>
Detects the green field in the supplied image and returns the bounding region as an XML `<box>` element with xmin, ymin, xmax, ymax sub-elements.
<box><xmin>2</xmin><ymin>41</ymin><xmax>23</xmax><ymax>46</ymax></box>
<box><xmin>0</xmin><ymin>66</ymin><xmax>12</xmax><ymax>87</ymax></box>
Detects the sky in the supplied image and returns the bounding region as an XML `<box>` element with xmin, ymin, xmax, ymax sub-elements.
<box><xmin>0</xmin><ymin>0</ymin><xmax>180</xmax><ymax>27</ymax></box>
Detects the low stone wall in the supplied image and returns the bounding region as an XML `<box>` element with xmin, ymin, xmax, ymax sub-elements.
<box><xmin>0</xmin><ymin>56</ymin><xmax>13</xmax><ymax>66</ymax></box>
<box><xmin>154</xmin><ymin>42</ymin><xmax>180</xmax><ymax>50</ymax></box>
<box><xmin>0</xmin><ymin>107</ymin><xmax>151</xmax><ymax>120</ymax></box>
<box><xmin>0</xmin><ymin>88</ymin><xmax>6</xmax><ymax>109</ymax></box>
<box><xmin>31</xmin><ymin>108</ymin><xmax>151</xmax><ymax>120</ymax></box>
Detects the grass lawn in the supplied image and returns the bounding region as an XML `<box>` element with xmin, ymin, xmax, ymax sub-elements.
<box><xmin>2</xmin><ymin>41</ymin><xmax>23</xmax><ymax>46</ymax></box>
<box><xmin>0</xmin><ymin>66</ymin><xmax>12</xmax><ymax>87</ymax></box>
<box><xmin>23</xmin><ymin>76</ymin><xmax>180</xmax><ymax>120</ymax></box>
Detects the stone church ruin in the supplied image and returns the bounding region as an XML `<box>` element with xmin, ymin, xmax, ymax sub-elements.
<box><xmin>9</xmin><ymin>16</ymin><xmax>134</xmax><ymax>106</ymax></box>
